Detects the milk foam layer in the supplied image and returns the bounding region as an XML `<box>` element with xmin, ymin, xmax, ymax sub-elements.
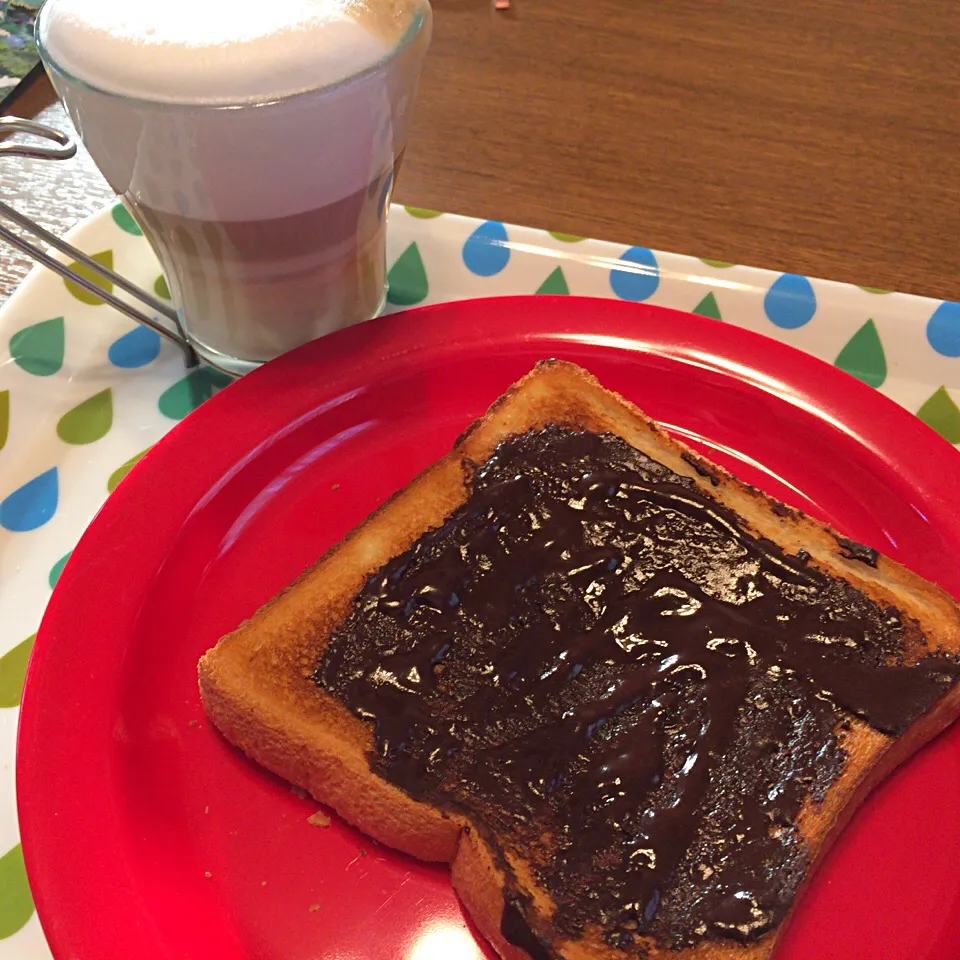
<box><xmin>39</xmin><ymin>0</ymin><xmax>414</xmax><ymax>104</ymax></box>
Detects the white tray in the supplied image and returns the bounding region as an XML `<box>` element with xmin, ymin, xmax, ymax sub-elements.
<box><xmin>0</xmin><ymin>201</ymin><xmax>957</xmax><ymax>954</ymax></box>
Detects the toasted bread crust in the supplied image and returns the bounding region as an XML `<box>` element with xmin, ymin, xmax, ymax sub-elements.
<box><xmin>199</xmin><ymin>360</ymin><xmax>960</xmax><ymax>960</ymax></box>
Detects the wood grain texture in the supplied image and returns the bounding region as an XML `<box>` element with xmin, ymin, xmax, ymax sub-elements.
<box><xmin>2</xmin><ymin>0</ymin><xmax>958</xmax><ymax>306</ymax></box>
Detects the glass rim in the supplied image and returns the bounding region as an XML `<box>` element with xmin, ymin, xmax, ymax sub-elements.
<box><xmin>34</xmin><ymin>4</ymin><xmax>429</xmax><ymax>111</ymax></box>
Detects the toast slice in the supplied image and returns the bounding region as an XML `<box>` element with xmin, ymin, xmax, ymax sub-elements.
<box><xmin>199</xmin><ymin>360</ymin><xmax>960</xmax><ymax>960</ymax></box>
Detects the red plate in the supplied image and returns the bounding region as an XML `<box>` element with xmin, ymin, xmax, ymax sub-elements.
<box><xmin>18</xmin><ymin>296</ymin><xmax>960</xmax><ymax>960</ymax></box>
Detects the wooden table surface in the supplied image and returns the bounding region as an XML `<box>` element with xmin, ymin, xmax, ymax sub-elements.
<box><xmin>2</xmin><ymin>0</ymin><xmax>958</xmax><ymax>304</ymax></box>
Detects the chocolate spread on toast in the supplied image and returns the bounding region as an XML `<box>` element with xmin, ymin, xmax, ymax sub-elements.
<box><xmin>316</xmin><ymin>426</ymin><xmax>960</xmax><ymax>954</ymax></box>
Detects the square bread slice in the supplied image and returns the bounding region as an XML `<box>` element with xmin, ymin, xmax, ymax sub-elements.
<box><xmin>199</xmin><ymin>359</ymin><xmax>960</xmax><ymax>960</ymax></box>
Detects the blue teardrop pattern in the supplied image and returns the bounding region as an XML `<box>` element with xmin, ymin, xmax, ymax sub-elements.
<box><xmin>0</xmin><ymin>467</ymin><xmax>58</xmax><ymax>533</ymax></box>
<box><xmin>462</xmin><ymin>221</ymin><xmax>511</xmax><ymax>276</ymax></box>
<box><xmin>609</xmin><ymin>247</ymin><xmax>660</xmax><ymax>302</ymax></box>
<box><xmin>108</xmin><ymin>325</ymin><xmax>162</xmax><ymax>368</ymax></box>
<box><xmin>763</xmin><ymin>274</ymin><xmax>817</xmax><ymax>329</ymax></box>
<box><xmin>926</xmin><ymin>301</ymin><xmax>960</xmax><ymax>358</ymax></box>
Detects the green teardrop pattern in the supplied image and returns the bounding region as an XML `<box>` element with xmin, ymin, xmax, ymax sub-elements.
<box><xmin>9</xmin><ymin>316</ymin><xmax>64</xmax><ymax>377</ymax></box>
<box><xmin>0</xmin><ymin>390</ymin><xmax>8</xmax><ymax>451</ymax></box>
<box><xmin>404</xmin><ymin>207</ymin><xmax>443</xmax><ymax>219</ymax></box>
<box><xmin>111</xmin><ymin>203</ymin><xmax>142</xmax><ymax>236</ymax></box>
<box><xmin>692</xmin><ymin>292</ymin><xmax>722</xmax><ymax>320</ymax></box>
<box><xmin>858</xmin><ymin>286</ymin><xmax>892</xmax><ymax>295</ymax></box>
<box><xmin>108</xmin><ymin>447</ymin><xmax>152</xmax><ymax>492</ymax></box>
<box><xmin>0</xmin><ymin>844</ymin><xmax>35</xmax><ymax>938</ymax></box>
<box><xmin>700</xmin><ymin>258</ymin><xmax>736</xmax><ymax>269</ymax></box>
<box><xmin>547</xmin><ymin>231</ymin><xmax>585</xmax><ymax>243</ymax></box>
<box><xmin>386</xmin><ymin>242</ymin><xmax>428</xmax><ymax>306</ymax></box>
<box><xmin>0</xmin><ymin>634</ymin><xmax>35</xmax><ymax>709</ymax></box>
<box><xmin>158</xmin><ymin>368</ymin><xmax>233</xmax><ymax>421</ymax></box>
<box><xmin>536</xmin><ymin>266</ymin><xmax>570</xmax><ymax>295</ymax></box>
<box><xmin>917</xmin><ymin>387</ymin><xmax>960</xmax><ymax>444</ymax></box>
<box><xmin>834</xmin><ymin>319</ymin><xmax>887</xmax><ymax>388</ymax></box>
<box><xmin>49</xmin><ymin>551</ymin><xmax>72</xmax><ymax>588</ymax></box>
<box><xmin>56</xmin><ymin>388</ymin><xmax>113</xmax><ymax>445</ymax></box>
<box><xmin>64</xmin><ymin>249</ymin><xmax>114</xmax><ymax>306</ymax></box>
<box><xmin>154</xmin><ymin>274</ymin><xmax>171</xmax><ymax>300</ymax></box>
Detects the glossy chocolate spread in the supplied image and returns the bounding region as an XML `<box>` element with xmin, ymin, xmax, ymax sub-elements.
<box><xmin>316</xmin><ymin>426</ymin><xmax>959</xmax><ymax>954</ymax></box>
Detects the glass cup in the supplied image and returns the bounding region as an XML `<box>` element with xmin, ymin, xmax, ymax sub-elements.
<box><xmin>35</xmin><ymin>4</ymin><xmax>432</xmax><ymax>375</ymax></box>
